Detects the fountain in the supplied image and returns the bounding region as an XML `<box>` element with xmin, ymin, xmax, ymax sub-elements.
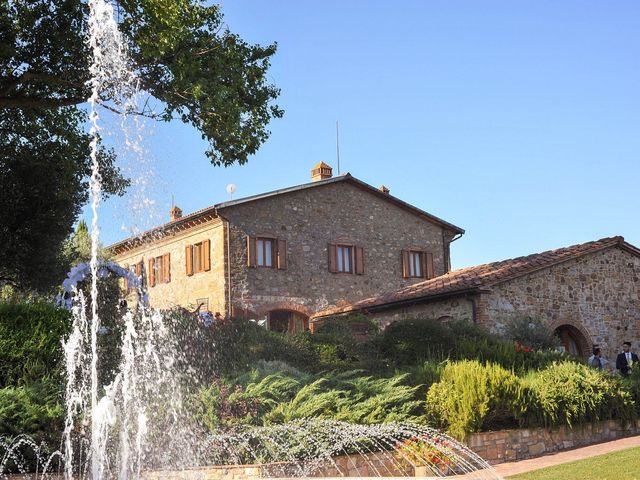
<box><xmin>0</xmin><ymin>2</ymin><xmax>503</xmax><ymax>479</ymax></box>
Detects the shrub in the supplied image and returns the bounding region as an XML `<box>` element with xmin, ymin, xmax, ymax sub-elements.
<box><xmin>425</xmin><ymin>360</ymin><xmax>526</xmax><ymax>439</ymax></box>
<box><xmin>0</xmin><ymin>381</ymin><xmax>64</xmax><ymax>447</ymax></box>
<box><xmin>0</xmin><ymin>302</ymin><xmax>70</xmax><ymax>386</ymax></box>
<box><xmin>501</xmin><ymin>314</ymin><xmax>561</xmax><ymax>351</ymax></box>
<box><xmin>379</xmin><ymin>317</ymin><xmax>568</xmax><ymax>373</ymax></box>
<box><xmin>524</xmin><ymin>362</ymin><xmax>636</xmax><ymax>428</ymax></box>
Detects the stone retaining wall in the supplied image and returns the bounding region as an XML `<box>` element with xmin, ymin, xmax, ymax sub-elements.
<box><xmin>467</xmin><ymin>419</ymin><xmax>640</xmax><ymax>464</ymax></box>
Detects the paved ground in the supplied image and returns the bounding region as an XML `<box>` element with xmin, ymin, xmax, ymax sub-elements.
<box><xmin>492</xmin><ymin>435</ymin><xmax>640</xmax><ymax>478</ymax></box>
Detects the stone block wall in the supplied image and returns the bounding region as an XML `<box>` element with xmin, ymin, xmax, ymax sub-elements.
<box><xmin>115</xmin><ymin>219</ymin><xmax>227</xmax><ymax>314</ymax></box>
<box><xmin>467</xmin><ymin>419</ymin><xmax>640</xmax><ymax>464</ymax></box>
<box><xmin>485</xmin><ymin>247</ymin><xmax>640</xmax><ymax>358</ymax></box>
<box><xmin>367</xmin><ymin>296</ymin><xmax>475</xmax><ymax>329</ymax></box>
<box><xmin>220</xmin><ymin>181</ymin><xmax>457</xmax><ymax>318</ymax></box>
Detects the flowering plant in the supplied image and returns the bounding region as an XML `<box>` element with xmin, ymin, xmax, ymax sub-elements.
<box><xmin>394</xmin><ymin>436</ymin><xmax>454</xmax><ymax>474</ymax></box>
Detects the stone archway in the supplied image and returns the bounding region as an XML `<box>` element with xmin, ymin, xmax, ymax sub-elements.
<box><xmin>553</xmin><ymin>322</ymin><xmax>591</xmax><ymax>357</ymax></box>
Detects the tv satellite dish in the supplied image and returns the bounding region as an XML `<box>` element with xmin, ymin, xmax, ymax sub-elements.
<box><xmin>226</xmin><ymin>183</ymin><xmax>236</xmax><ymax>199</ymax></box>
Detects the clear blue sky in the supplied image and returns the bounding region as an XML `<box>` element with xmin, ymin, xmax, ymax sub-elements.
<box><xmin>95</xmin><ymin>0</ymin><xmax>640</xmax><ymax>270</ymax></box>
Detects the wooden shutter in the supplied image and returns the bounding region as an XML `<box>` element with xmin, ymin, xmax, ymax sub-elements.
<box><xmin>328</xmin><ymin>243</ymin><xmax>338</xmax><ymax>272</ymax></box>
<box><xmin>148</xmin><ymin>258</ymin><xmax>156</xmax><ymax>287</ymax></box>
<box><xmin>355</xmin><ymin>246</ymin><xmax>364</xmax><ymax>275</ymax></box>
<box><xmin>185</xmin><ymin>245</ymin><xmax>194</xmax><ymax>276</ymax></box>
<box><xmin>401</xmin><ymin>250</ymin><xmax>410</xmax><ymax>278</ymax></box>
<box><xmin>163</xmin><ymin>253</ymin><xmax>171</xmax><ymax>283</ymax></box>
<box><xmin>247</xmin><ymin>236</ymin><xmax>256</xmax><ymax>267</ymax></box>
<box><xmin>277</xmin><ymin>239</ymin><xmax>287</xmax><ymax>269</ymax></box>
<box><xmin>426</xmin><ymin>252</ymin><xmax>434</xmax><ymax>279</ymax></box>
<box><xmin>203</xmin><ymin>239</ymin><xmax>211</xmax><ymax>271</ymax></box>
<box><xmin>420</xmin><ymin>252</ymin><xmax>427</xmax><ymax>279</ymax></box>
<box><xmin>135</xmin><ymin>261</ymin><xmax>142</xmax><ymax>278</ymax></box>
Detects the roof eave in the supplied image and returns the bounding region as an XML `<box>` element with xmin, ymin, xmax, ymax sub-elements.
<box><xmin>311</xmin><ymin>286</ymin><xmax>486</xmax><ymax>320</ymax></box>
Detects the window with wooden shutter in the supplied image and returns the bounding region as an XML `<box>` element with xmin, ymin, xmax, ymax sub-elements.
<box><xmin>425</xmin><ymin>252</ymin><xmax>434</xmax><ymax>279</ymax></box>
<box><xmin>277</xmin><ymin>239</ymin><xmax>287</xmax><ymax>269</ymax></box>
<box><xmin>148</xmin><ymin>258</ymin><xmax>156</xmax><ymax>287</ymax></box>
<box><xmin>247</xmin><ymin>236</ymin><xmax>257</xmax><ymax>267</ymax></box>
<box><xmin>401</xmin><ymin>250</ymin><xmax>410</xmax><ymax>278</ymax></box>
<box><xmin>203</xmin><ymin>240</ymin><xmax>211</xmax><ymax>271</ymax></box>
<box><xmin>355</xmin><ymin>247</ymin><xmax>364</xmax><ymax>275</ymax></box>
<box><xmin>163</xmin><ymin>253</ymin><xmax>171</xmax><ymax>283</ymax></box>
<box><xmin>248</xmin><ymin>235</ymin><xmax>283</xmax><ymax>268</ymax></box>
<box><xmin>402</xmin><ymin>249</ymin><xmax>434</xmax><ymax>279</ymax></box>
<box><xmin>329</xmin><ymin>243</ymin><xmax>360</xmax><ymax>274</ymax></box>
<box><xmin>186</xmin><ymin>245</ymin><xmax>194</xmax><ymax>276</ymax></box>
<box><xmin>328</xmin><ymin>243</ymin><xmax>337</xmax><ymax>272</ymax></box>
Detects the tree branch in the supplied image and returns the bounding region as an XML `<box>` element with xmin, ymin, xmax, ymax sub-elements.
<box><xmin>0</xmin><ymin>96</ymin><xmax>84</xmax><ymax>108</ymax></box>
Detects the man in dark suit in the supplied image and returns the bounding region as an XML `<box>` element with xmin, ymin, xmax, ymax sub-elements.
<box><xmin>616</xmin><ymin>342</ymin><xmax>639</xmax><ymax>377</ymax></box>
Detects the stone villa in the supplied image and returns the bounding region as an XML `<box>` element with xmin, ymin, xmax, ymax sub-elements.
<box><xmin>109</xmin><ymin>163</ymin><xmax>640</xmax><ymax>357</ymax></box>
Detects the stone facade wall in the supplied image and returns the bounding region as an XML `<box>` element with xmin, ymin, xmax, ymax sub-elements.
<box><xmin>368</xmin><ymin>296</ymin><xmax>475</xmax><ymax>329</ymax></box>
<box><xmin>468</xmin><ymin>419</ymin><xmax>640</xmax><ymax>465</ymax></box>
<box><xmin>220</xmin><ymin>181</ymin><xmax>456</xmax><ymax>318</ymax></box>
<box><xmin>484</xmin><ymin>247</ymin><xmax>640</xmax><ymax>358</ymax></box>
<box><xmin>115</xmin><ymin>219</ymin><xmax>227</xmax><ymax>314</ymax></box>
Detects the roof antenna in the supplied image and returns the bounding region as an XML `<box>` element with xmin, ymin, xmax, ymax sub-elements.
<box><xmin>171</xmin><ymin>194</ymin><xmax>174</xmax><ymax>208</ymax></box>
<box><xmin>336</xmin><ymin>120</ymin><xmax>341</xmax><ymax>175</ymax></box>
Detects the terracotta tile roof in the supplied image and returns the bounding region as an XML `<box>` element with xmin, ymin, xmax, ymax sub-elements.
<box><xmin>312</xmin><ymin>236</ymin><xmax>640</xmax><ymax>319</ymax></box>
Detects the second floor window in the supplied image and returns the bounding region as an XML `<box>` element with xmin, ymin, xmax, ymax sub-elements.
<box><xmin>402</xmin><ymin>249</ymin><xmax>434</xmax><ymax>279</ymax></box>
<box><xmin>256</xmin><ymin>238</ymin><xmax>274</xmax><ymax>267</ymax></box>
<box><xmin>328</xmin><ymin>243</ymin><xmax>364</xmax><ymax>275</ymax></box>
<box><xmin>247</xmin><ymin>235</ymin><xmax>287</xmax><ymax>269</ymax></box>
<box><xmin>336</xmin><ymin>245</ymin><xmax>353</xmax><ymax>273</ymax></box>
<box><xmin>407</xmin><ymin>251</ymin><xmax>423</xmax><ymax>278</ymax></box>
<box><xmin>186</xmin><ymin>240</ymin><xmax>211</xmax><ymax>276</ymax></box>
<box><xmin>148</xmin><ymin>253</ymin><xmax>170</xmax><ymax>287</ymax></box>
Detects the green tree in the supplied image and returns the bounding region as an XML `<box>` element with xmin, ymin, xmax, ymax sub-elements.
<box><xmin>0</xmin><ymin>107</ymin><xmax>127</xmax><ymax>290</ymax></box>
<box><xmin>0</xmin><ymin>0</ymin><xmax>283</xmax><ymax>166</ymax></box>
<box><xmin>0</xmin><ymin>0</ymin><xmax>282</xmax><ymax>290</ymax></box>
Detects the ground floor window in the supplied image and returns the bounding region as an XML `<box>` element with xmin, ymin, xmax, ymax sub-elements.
<box><xmin>268</xmin><ymin>310</ymin><xmax>309</xmax><ymax>334</ymax></box>
<box><xmin>554</xmin><ymin>324</ymin><xmax>588</xmax><ymax>357</ymax></box>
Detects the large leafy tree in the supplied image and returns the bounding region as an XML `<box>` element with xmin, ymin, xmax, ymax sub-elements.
<box><xmin>0</xmin><ymin>0</ymin><xmax>282</xmax><ymax>290</ymax></box>
<box><xmin>0</xmin><ymin>0</ymin><xmax>283</xmax><ymax>166</ymax></box>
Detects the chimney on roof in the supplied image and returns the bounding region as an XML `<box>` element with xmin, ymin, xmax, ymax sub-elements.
<box><xmin>170</xmin><ymin>205</ymin><xmax>182</xmax><ymax>221</ymax></box>
<box><xmin>311</xmin><ymin>162</ymin><xmax>333</xmax><ymax>182</ymax></box>
<box><xmin>379</xmin><ymin>185</ymin><xmax>390</xmax><ymax>194</ymax></box>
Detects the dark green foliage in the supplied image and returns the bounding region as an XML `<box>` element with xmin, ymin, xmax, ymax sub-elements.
<box><xmin>523</xmin><ymin>362</ymin><xmax>636</xmax><ymax>428</ymax></box>
<box><xmin>0</xmin><ymin>107</ymin><xmax>127</xmax><ymax>291</ymax></box>
<box><xmin>501</xmin><ymin>314</ymin><xmax>561</xmax><ymax>351</ymax></box>
<box><xmin>378</xmin><ymin>318</ymin><xmax>568</xmax><ymax>372</ymax></box>
<box><xmin>0</xmin><ymin>302</ymin><xmax>70</xmax><ymax>387</ymax></box>
<box><xmin>0</xmin><ymin>0</ymin><xmax>282</xmax><ymax>167</ymax></box>
<box><xmin>194</xmin><ymin>367</ymin><xmax>424</xmax><ymax>432</ymax></box>
<box><xmin>0</xmin><ymin>381</ymin><xmax>64</xmax><ymax>447</ymax></box>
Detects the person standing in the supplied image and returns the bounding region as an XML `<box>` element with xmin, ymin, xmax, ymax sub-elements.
<box><xmin>588</xmin><ymin>347</ymin><xmax>605</xmax><ymax>369</ymax></box>
<box><xmin>616</xmin><ymin>342</ymin><xmax>639</xmax><ymax>377</ymax></box>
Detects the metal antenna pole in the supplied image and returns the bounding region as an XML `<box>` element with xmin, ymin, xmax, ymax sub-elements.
<box><xmin>336</xmin><ymin>120</ymin><xmax>341</xmax><ymax>175</ymax></box>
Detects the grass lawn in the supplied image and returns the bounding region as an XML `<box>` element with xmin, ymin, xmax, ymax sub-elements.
<box><xmin>507</xmin><ymin>446</ymin><xmax>640</xmax><ymax>480</ymax></box>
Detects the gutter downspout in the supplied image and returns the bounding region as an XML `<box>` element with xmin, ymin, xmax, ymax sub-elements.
<box><xmin>444</xmin><ymin>232</ymin><xmax>464</xmax><ymax>273</ymax></box>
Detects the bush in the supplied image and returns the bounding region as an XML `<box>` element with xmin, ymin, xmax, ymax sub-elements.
<box><xmin>501</xmin><ymin>314</ymin><xmax>561</xmax><ymax>351</ymax></box>
<box><xmin>379</xmin><ymin>318</ymin><xmax>567</xmax><ymax>373</ymax></box>
<box><xmin>0</xmin><ymin>381</ymin><xmax>64</xmax><ymax>447</ymax></box>
<box><xmin>524</xmin><ymin>362</ymin><xmax>636</xmax><ymax>428</ymax></box>
<box><xmin>425</xmin><ymin>360</ymin><xmax>526</xmax><ymax>439</ymax></box>
<box><xmin>0</xmin><ymin>302</ymin><xmax>70</xmax><ymax>387</ymax></box>
<box><xmin>195</xmin><ymin>367</ymin><xmax>424</xmax><ymax>432</ymax></box>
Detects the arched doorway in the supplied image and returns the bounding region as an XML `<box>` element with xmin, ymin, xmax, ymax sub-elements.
<box><xmin>554</xmin><ymin>324</ymin><xmax>589</xmax><ymax>357</ymax></box>
<box><xmin>268</xmin><ymin>310</ymin><xmax>309</xmax><ymax>334</ymax></box>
